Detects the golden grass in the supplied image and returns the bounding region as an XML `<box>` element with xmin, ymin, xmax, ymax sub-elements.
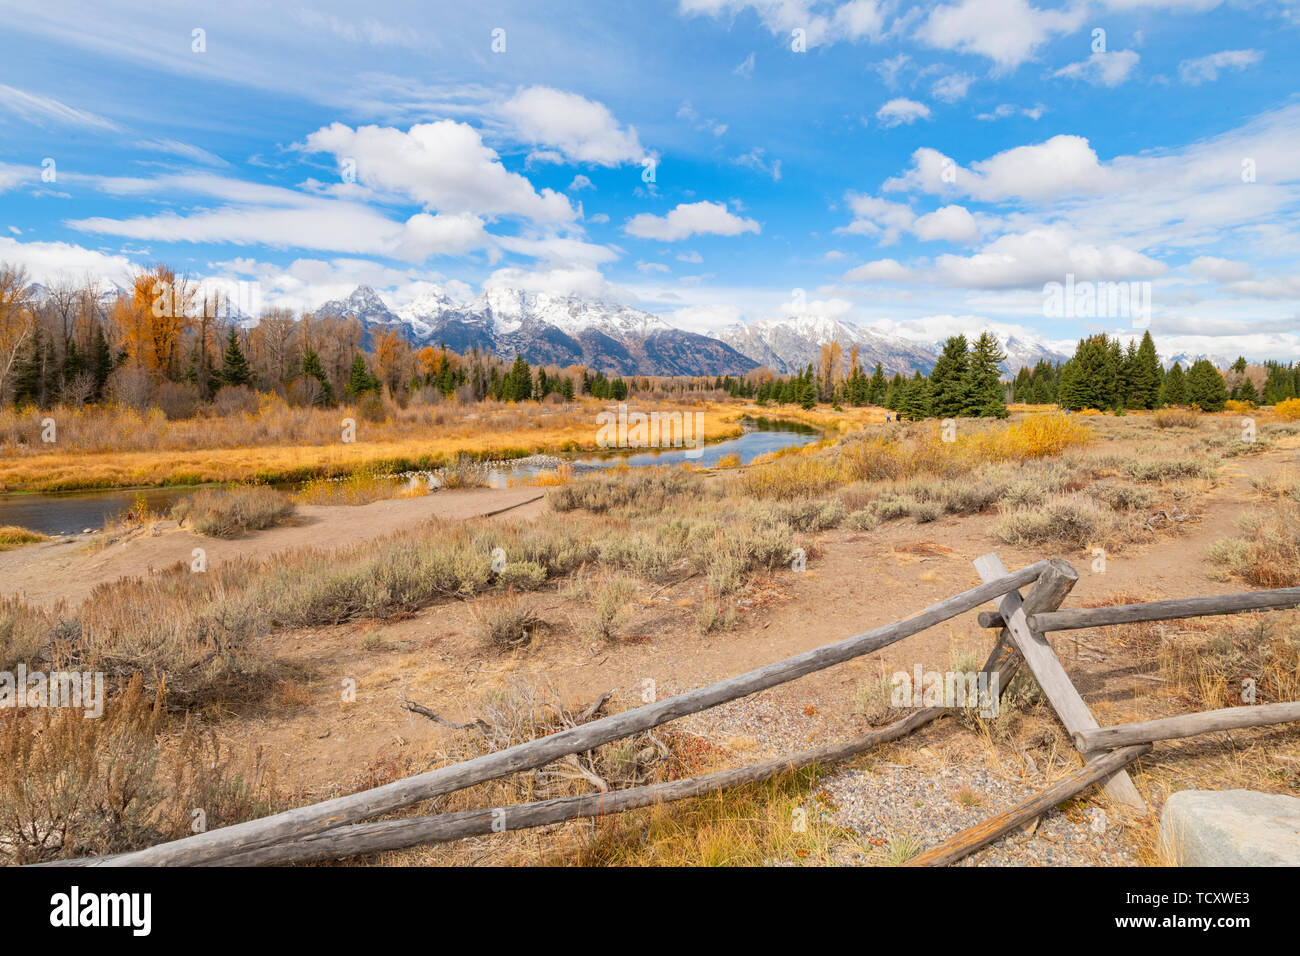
<box><xmin>0</xmin><ymin>398</ymin><xmax>759</xmax><ymax>492</ymax></box>
<box><xmin>740</xmin><ymin>413</ymin><xmax>1092</xmax><ymax>499</ymax></box>
<box><xmin>0</xmin><ymin>526</ymin><xmax>49</xmax><ymax>551</ymax></box>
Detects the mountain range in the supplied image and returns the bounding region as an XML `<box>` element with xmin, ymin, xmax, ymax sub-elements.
<box><xmin>316</xmin><ymin>285</ymin><xmax>1068</xmax><ymax>378</ymax></box>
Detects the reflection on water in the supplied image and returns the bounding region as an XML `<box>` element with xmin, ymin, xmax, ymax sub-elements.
<box><xmin>1</xmin><ymin>424</ymin><xmax>819</xmax><ymax>536</ymax></box>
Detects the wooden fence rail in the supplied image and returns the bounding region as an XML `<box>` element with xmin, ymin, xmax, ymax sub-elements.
<box><xmin>38</xmin><ymin>554</ymin><xmax>1300</xmax><ymax>868</ymax></box>
<box><xmin>977</xmin><ymin>587</ymin><xmax>1300</xmax><ymax>633</ymax></box>
<box><xmin>75</xmin><ymin>560</ymin><xmax>1050</xmax><ymax>867</ymax></box>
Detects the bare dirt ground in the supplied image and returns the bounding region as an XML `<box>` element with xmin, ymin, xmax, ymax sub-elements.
<box><xmin>6</xmin><ymin>423</ymin><xmax>1298</xmax><ymax>865</ymax></box>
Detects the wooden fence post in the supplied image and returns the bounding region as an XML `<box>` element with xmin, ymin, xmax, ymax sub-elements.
<box><xmin>974</xmin><ymin>553</ymin><xmax>1147</xmax><ymax>810</ymax></box>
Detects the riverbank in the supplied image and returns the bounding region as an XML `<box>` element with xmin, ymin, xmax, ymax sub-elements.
<box><xmin>0</xmin><ymin>398</ymin><xmax>854</xmax><ymax>493</ymax></box>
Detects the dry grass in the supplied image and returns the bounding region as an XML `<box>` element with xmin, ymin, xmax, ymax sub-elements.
<box><xmin>1209</xmin><ymin>501</ymin><xmax>1300</xmax><ymax>587</ymax></box>
<box><xmin>0</xmin><ymin>397</ymin><xmax>755</xmax><ymax>492</ymax></box>
<box><xmin>0</xmin><ymin>676</ymin><xmax>285</xmax><ymax>864</ymax></box>
<box><xmin>739</xmin><ymin>414</ymin><xmax>1092</xmax><ymax>499</ymax></box>
<box><xmin>1154</xmin><ymin>408</ymin><xmax>1200</xmax><ymax>428</ymax></box>
<box><xmin>172</xmin><ymin>485</ymin><xmax>296</xmax><ymax>536</ymax></box>
<box><xmin>0</xmin><ymin>525</ymin><xmax>48</xmax><ymax>551</ymax></box>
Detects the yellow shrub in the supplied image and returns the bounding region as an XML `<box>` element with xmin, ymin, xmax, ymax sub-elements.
<box><xmin>1225</xmin><ymin>399</ymin><xmax>1254</xmax><ymax>413</ymax></box>
<box><xmin>1276</xmin><ymin>398</ymin><xmax>1300</xmax><ymax>422</ymax></box>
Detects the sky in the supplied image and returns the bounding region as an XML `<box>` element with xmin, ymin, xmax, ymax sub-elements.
<box><xmin>0</xmin><ymin>0</ymin><xmax>1297</xmax><ymax>360</ymax></box>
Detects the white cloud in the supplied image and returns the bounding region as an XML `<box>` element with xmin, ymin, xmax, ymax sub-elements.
<box><xmin>0</xmin><ymin>236</ymin><xmax>137</xmax><ymax>286</ymax></box>
<box><xmin>678</xmin><ymin>250</ymin><xmax>704</xmax><ymax>263</ymax></box>
<box><xmin>1189</xmin><ymin>256</ymin><xmax>1251</xmax><ymax>281</ymax></box>
<box><xmin>842</xmin><ymin>258</ymin><xmax>913</xmax><ymax>282</ymax></box>
<box><xmin>568</xmin><ymin>174</ymin><xmax>595</xmax><ymax>191</ymax></box>
<box><xmin>876</xmin><ymin>97</ymin><xmax>931</xmax><ymax>127</ymax></box>
<box><xmin>624</xmin><ymin>201</ymin><xmax>760</xmax><ymax>241</ymax></box>
<box><xmin>499</xmin><ymin>86</ymin><xmax>644</xmax><ymax>166</ymax></box>
<box><xmin>913</xmin><ymin>204</ymin><xmax>980</xmax><ymax>242</ymax></box>
<box><xmin>137</xmin><ymin>139</ymin><xmax>230</xmax><ymax>167</ymax></box>
<box><xmin>1053</xmin><ymin>49</ymin><xmax>1140</xmax><ymax>87</ymax></box>
<box><xmin>933</xmin><ymin>227</ymin><xmax>1167</xmax><ymax>288</ymax></box>
<box><xmin>678</xmin><ymin>0</ymin><xmax>885</xmax><ymax>48</ymax></box>
<box><xmin>931</xmin><ymin>73</ymin><xmax>974</xmax><ymax>103</ymax></box>
<box><xmin>735</xmin><ymin>148</ymin><xmax>782</xmax><ymax>180</ymax></box>
<box><xmin>483</xmin><ymin>266</ymin><xmax>625</xmax><ymax>301</ymax></box>
<box><xmin>0</xmin><ymin>84</ymin><xmax>119</xmax><ymax>131</ymax></box>
<box><xmin>916</xmin><ymin>0</ymin><xmax>1087</xmax><ymax>70</ymax></box>
<box><xmin>733</xmin><ymin>52</ymin><xmax>756</xmax><ymax>78</ymax></box>
<box><xmin>636</xmin><ymin>260</ymin><xmax>671</xmax><ymax>274</ymax></box>
<box><xmin>837</xmin><ymin>194</ymin><xmax>915</xmax><ymax>244</ymax></box>
<box><xmin>1178</xmin><ymin>49</ymin><xmax>1262</xmax><ymax>85</ymax></box>
<box><xmin>302</xmin><ymin>120</ymin><xmax>575</xmax><ymax>223</ymax></box>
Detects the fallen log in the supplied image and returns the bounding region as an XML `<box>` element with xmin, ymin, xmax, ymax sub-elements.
<box><xmin>83</xmin><ymin>560</ymin><xmax>1051</xmax><ymax>867</ymax></box>
<box><xmin>1074</xmin><ymin>701</ymin><xmax>1300</xmax><ymax>751</ymax></box>
<box><xmin>904</xmin><ymin>744</ymin><xmax>1150</xmax><ymax>867</ymax></box>
<box><xmin>977</xmin><ymin>587</ymin><xmax>1300</xmax><ymax>632</ymax></box>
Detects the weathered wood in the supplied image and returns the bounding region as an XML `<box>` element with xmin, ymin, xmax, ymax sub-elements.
<box><xmin>974</xmin><ymin>554</ymin><xmax>1146</xmax><ymax>810</ymax></box>
<box><xmin>977</xmin><ymin>587</ymin><xmax>1300</xmax><ymax>632</ymax></box>
<box><xmin>204</xmin><ymin>709</ymin><xmax>946</xmax><ymax>866</ymax></box>
<box><xmin>96</xmin><ymin>560</ymin><xmax>1050</xmax><ymax>867</ymax></box>
<box><xmin>904</xmin><ymin>744</ymin><xmax>1150</xmax><ymax>867</ymax></box>
<box><xmin>1075</xmin><ymin>701</ymin><xmax>1300</xmax><ymax>751</ymax></box>
<box><xmin>975</xmin><ymin>552</ymin><xmax>1079</xmax><ymax>709</ymax></box>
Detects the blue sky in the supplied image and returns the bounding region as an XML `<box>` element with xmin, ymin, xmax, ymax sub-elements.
<box><xmin>1</xmin><ymin>0</ymin><xmax>1297</xmax><ymax>359</ymax></box>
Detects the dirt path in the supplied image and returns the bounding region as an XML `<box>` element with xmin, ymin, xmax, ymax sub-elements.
<box><xmin>0</xmin><ymin>486</ymin><xmax>548</xmax><ymax>608</ymax></box>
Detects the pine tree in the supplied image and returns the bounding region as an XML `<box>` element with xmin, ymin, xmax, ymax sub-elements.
<box><xmin>1186</xmin><ymin>359</ymin><xmax>1228</xmax><ymax>412</ymax></box>
<box><xmin>218</xmin><ymin>328</ymin><xmax>252</xmax><ymax>388</ymax></box>
<box><xmin>1126</xmin><ymin>331</ymin><xmax>1161</xmax><ymax>409</ymax></box>
<box><xmin>1161</xmin><ymin>361</ymin><xmax>1186</xmax><ymax>406</ymax></box>
<box><xmin>930</xmin><ymin>335</ymin><xmax>970</xmax><ymax>418</ymax></box>
<box><xmin>345</xmin><ymin>354</ymin><xmax>378</xmax><ymax>397</ymax></box>
<box><xmin>964</xmin><ymin>332</ymin><xmax>1008</xmax><ymax>418</ymax></box>
<box><xmin>302</xmin><ymin>347</ymin><xmax>334</xmax><ymax>405</ymax></box>
<box><xmin>1238</xmin><ymin>376</ymin><xmax>1258</xmax><ymax>405</ymax></box>
<box><xmin>868</xmin><ymin>363</ymin><xmax>886</xmax><ymax>405</ymax></box>
<box><xmin>90</xmin><ymin>323</ymin><xmax>114</xmax><ymax>401</ymax></box>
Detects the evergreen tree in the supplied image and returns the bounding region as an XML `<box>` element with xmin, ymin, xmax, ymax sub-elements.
<box><xmin>90</xmin><ymin>323</ymin><xmax>114</xmax><ymax>401</ymax></box>
<box><xmin>1186</xmin><ymin>359</ymin><xmax>1228</xmax><ymax>412</ymax></box>
<box><xmin>930</xmin><ymin>335</ymin><xmax>970</xmax><ymax>418</ymax></box>
<box><xmin>302</xmin><ymin>347</ymin><xmax>334</xmax><ymax>405</ymax></box>
<box><xmin>1238</xmin><ymin>376</ymin><xmax>1258</xmax><ymax>405</ymax></box>
<box><xmin>218</xmin><ymin>328</ymin><xmax>252</xmax><ymax>388</ymax></box>
<box><xmin>896</xmin><ymin>372</ymin><xmax>933</xmax><ymax>420</ymax></box>
<box><xmin>1161</xmin><ymin>361</ymin><xmax>1186</xmax><ymax>406</ymax></box>
<box><xmin>345</xmin><ymin>354</ymin><xmax>378</xmax><ymax>397</ymax></box>
<box><xmin>964</xmin><ymin>332</ymin><xmax>1008</xmax><ymax>418</ymax></box>
<box><xmin>1126</xmin><ymin>331</ymin><xmax>1161</xmax><ymax>409</ymax></box>
<box><xmin>868</xmin><ymin>363</ymin><xmax>886</xmax><ymax>405</ymax></box>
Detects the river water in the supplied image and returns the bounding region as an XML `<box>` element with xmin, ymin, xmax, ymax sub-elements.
<box><xmin>0</xmin><ymin>422</ymin><xmax>819</xmax><ymax>536</ymax></box>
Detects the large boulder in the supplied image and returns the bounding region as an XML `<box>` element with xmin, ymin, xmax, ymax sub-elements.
<box><xmin>1159</xmin><ymin>790</ymin><xmax>1300</xmax><ymax>866</ymax></box>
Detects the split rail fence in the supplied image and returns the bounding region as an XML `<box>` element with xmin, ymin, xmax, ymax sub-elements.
<box><xmin>44</xmin><ymin>555</ymin><xmax>1300</xmax><ymax>868</ymax></box>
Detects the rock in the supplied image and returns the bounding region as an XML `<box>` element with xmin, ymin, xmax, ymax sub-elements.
<box><xmin>1159</xmin><ymin>790</ymin><xmax>1300</xmax><ymax>866</ymax></box>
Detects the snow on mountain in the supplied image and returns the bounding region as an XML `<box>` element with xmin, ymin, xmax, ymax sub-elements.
<box><xmin>316</xmin><ymin>284</ymin><xmax>755</xmax><ymax>377</ymax></box>
<box><xmin>717</xmin><ymin>315</ymin><xmax>938</xmax><ymax>376</ymax></box>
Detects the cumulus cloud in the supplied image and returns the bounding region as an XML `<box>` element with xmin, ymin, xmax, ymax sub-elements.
<box><xmin>499</xmin><ymin>86</ymin><xmax>644</xmax><ymax>166</ymax></box>
<box><xmin>0</xmin><ymin>236</ymin><xmax>138</xmax><ymax>286</ymax></box>
<box><xmin>876</xmin><ymin>97</ymin><xmax>931</xmax><ymax>127</ymax></box>
<box><xmin>302</xmin><ymin>120</ymin><xmax>575</xmax><ymax>223</ymax></box>
<box><xmin>913</xmin><ymin>204</ymin><xmax>980</xmax><ymax>242</ymax></box>
<box><xmin>933</xmin><ymin>227</ymin><xmax>1167</xmax><ymax>288</ymax></box>
<box><xmin>916</xmin><ymin>0</ymin><xmax>1087</xmax><ymax>70</ymax></box>
<box><xmin>624</xmin><ymin>201</ymin><xmax>760</xmax><ymax>241</ymax></box>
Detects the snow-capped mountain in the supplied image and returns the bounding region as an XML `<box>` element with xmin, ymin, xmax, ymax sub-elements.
<box><xmin>990</xmin><ymin>335</ymin><xmax>1069</xmax><ymax>374</ymax></box>
<box><xmin>316</xmin><ymin>285</ymin><xmax>758</xmax><ymax>377</ymax></box>
<box><xmin>718</xmin><ymin>314</ymin><xmax>939</xmax><ymax>376</ymax></box>
<box><xmin>1163</xmin><ymin>351</ymin><xmax>1230</xmax><ymax>370</ymax></box>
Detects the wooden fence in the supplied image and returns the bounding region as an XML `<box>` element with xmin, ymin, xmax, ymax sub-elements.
<box><xmin>44</xmin><ymin>555</ymin><xmax>1300</xmax><ymax>868</ymax></box>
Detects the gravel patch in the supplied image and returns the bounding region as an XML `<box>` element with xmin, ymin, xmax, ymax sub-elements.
<box><xmin>816</xmin><ymin>762</ymin><xmax>1140</xmax><ymax>866</ymax></box>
